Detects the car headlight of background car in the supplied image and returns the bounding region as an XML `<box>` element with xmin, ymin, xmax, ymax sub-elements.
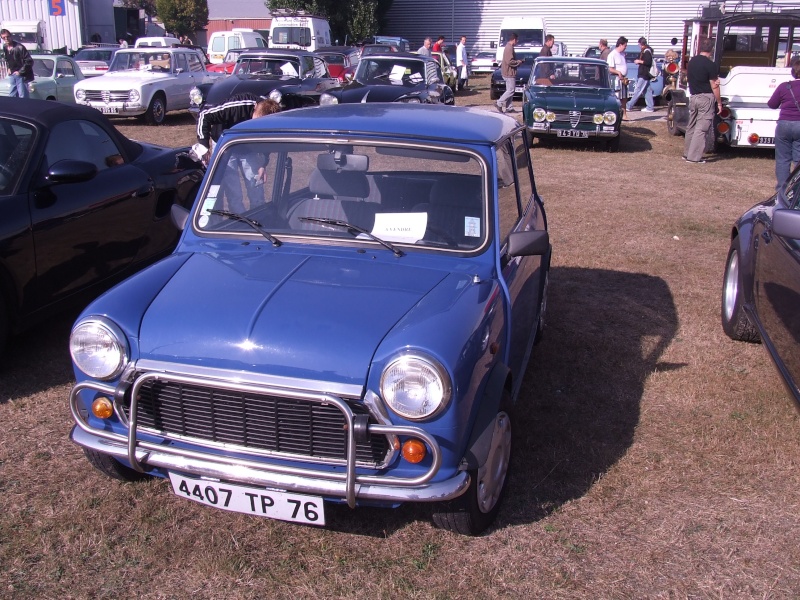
<box><xmin>75</xmin><ymin>88</ymin><xmax>86</xmax><ymax>101</ymax></box>
<box><xmin>70</xmin><ymin>318</ymin><xmax>129</xmax><ymax>380</ymax></box>
<box><xmin>189</xmin><ymin>86</ymin><xmax>203</xmax><ymax>105</ymax></box>
<box><xmin>379</xmin><ymin>354</ymin><xmax>452</xmax><ymax>420</ymax></box>
<box><xmin>319</xmin><ymin>92</ymin><xmax>338</xmax><ymax>105</ymax></box>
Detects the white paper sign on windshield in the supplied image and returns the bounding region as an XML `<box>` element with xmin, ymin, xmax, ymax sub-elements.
<box><xmin>389</xmin><ymin>65</ymin><xmax>406</xmax><ymax>81</ymax></box>
<box><xmin>371</xmin><ymin>212</ymin><xmax>428</xmax><ymax>243</ymax></box>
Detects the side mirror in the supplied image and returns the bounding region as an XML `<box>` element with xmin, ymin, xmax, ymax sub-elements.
<box><xmin>772</xmin><ymin>208</ymin><xmax>800</xmax><ymax>239</ymax></box>
<box><xmin>44</xmin><ymin>159</ymin><xmax>97</xmax><ymax>185</ymax></box>
<box><xmin>507</xmin><ymin>230</ymin><xmax>550</xmax><ymax>257</ymax></box>
<box><xmin>170</xmin><ymin>203</ymin><xmax>190</xmax><ymax>231</ymax></box>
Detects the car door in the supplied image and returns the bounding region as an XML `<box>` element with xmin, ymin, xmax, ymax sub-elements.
<box><xmin>498</xmin><ymin>132</ymin><xmax>545</xmax><ymax>392</ymax></box>
<box><xmin>753</xmin><ymin>179</ymin><xmax>800</xmax><ymax>392</ymax></box>
<box><xmin>55</xmin><ymin>58</ymin><xmax>79</xmax><ymax>102</ymax></box>
<box><xmin>28</xmin><ymin>118</ymin><xmax>156</xmax><ymax>308</ymax></box>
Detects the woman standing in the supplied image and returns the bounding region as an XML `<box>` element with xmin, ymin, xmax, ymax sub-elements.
<box><xmin>768</xmin><ymin>56</ymin><xmax>800</xmax><ymax>190</ymax></box>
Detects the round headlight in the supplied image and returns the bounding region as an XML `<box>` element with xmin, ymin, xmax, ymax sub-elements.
<box><xmin>189</xmin><ymin>86</ymin><xmax>203</xmax><ymax>105</ymax></box>
<box><xmin>268</xmin><ymin>89</ymin><xmax>283</xmax><ymax>103</ymax></box>
<box><xmin>319</xmin><ymin>93</ymin><xmax>338</xmax><ymax>106</ymax></box>
<box><xmin>533</xmin><ymin>107</ymin><xmax>546</xmax><ymax>122</ymax></box>
<box><xmin>603</xmin><ymin>111</ymin><xmax>617</xmax><ymax>125</ymax></box>
<box><xmin>380</xmin><ymin>354</ymin><xmax>452</xmax><ymax>420</ymax></box>
<box><xmin>128</xmin><ymin>89</ymin><xmax>140</xmax><ymax>102</ymax></box>
<box><xmin>593</xmin><ymin>113</ymin><xmax>604</xmax><ymax>125</ymax></box>
<box><xmin>399</xmin><ymin>97</ymin><xmax>422</xmax><ymax>103</ymax></box>
<box><xmin>545</xmin><ymin>111</ymin><xmax>556</xmax><ymax>122</ymax></box>
<box><xmin>70</xmin><ymin>318</ymin><xmax>128</xmax><ymax>380</ymax></box>
<box><xmin>75</xmin><ymin>88</ymin><xmax>86</xmax><ymax>101</ymax></box>
<box><xmin>27</xmin><ymin>82</ymin><xmax>35</xmax><ymax>93</ymax></box>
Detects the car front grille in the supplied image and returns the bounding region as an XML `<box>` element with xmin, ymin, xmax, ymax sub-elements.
<box><xmin>551</xmin><ymin>111</ymin><xmax>596</xmax><ymax>126</ymax></box>
<box><xmin>124</xmin><ymin>377</ymin><xmax>390</xmax><ymax>467</ymax></box>
<box><xmin>84</xmin><ymin>90</ymin><xmax>130</xmax><ymax>102</ymax></box>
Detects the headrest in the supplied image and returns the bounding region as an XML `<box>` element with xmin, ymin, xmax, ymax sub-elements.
<box><xmin>309</xmin><ymin>168</ymin><xmax>370</xmax><ymax>199</ymax></box>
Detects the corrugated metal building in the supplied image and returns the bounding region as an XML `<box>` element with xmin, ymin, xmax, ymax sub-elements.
<box><xmin>383</xmin><ymin>0</ymin><xmax>800</xmax><ymax>55</ymax></box>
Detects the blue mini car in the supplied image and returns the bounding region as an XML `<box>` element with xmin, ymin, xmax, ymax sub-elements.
<box><xmin>68</xmin><ymin>104</ymin><xmax>551</xmax><ymax>535</ymax></box>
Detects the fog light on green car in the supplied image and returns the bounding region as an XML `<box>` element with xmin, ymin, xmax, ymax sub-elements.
<box><xmin>593</xmin><ymin>113</ymin><xmax>604</xmax><ymax>125</ymax></box>
<box><xmin>545</xmin><ymin>111</ymin><xmax>556</xmax><ymax>122</ymax></box>
<box><xmin>603</xmin><ymin>111</ymin><xmax>617</xmax><ymax>125</ymax></box>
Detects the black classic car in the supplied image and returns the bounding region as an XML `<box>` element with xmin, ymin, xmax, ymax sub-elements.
<box><xmin>319</xmin><ymin>52</ymin><xmax>455</xmax><ymax>106</ymax></box>
<box><xmin>189</xmin><ymin>49</ymin><xmax>341</xmax><ymax>116</ymax></box>
<box><xmin>0</xmin><ymin>97</ymin><xmax>204</xmax><ymax>353</ymax></box>
<box><xmin>490</xmin><ymin>54</ymin><xmax>538</xmax><ymax>100</ymax></box>
<box><xmin>722</xmin><ymin>166</ymin><xmax>800</xmax><ymax>411</ymax></box>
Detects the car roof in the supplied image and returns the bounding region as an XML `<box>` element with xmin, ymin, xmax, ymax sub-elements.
<box><xmin>238</xmin><ymin>48</ymin><xmax>316</xmax><ymax>59</ymax></box>
<box><xmin>232</xmin><ymin>104</ymin><xmax>521</xmax><ymax>145</ymax></box>
<box><xmin>365</xmin><ymin>51</ymin><xmax>434</xmax><ymax>62</ymax></box>
<box><xmin>536</xmin><ymin>56</ymin><xmax>608</xmax><ymax>65</ymax></box>
<box><xmin>316</xmin><ymin>46</ymin><xmax>358</xmax><ymax>54</ymax></box>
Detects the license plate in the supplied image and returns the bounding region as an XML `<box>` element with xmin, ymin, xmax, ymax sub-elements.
<box><xmin>168</xmin><ymin>473</ymin><xmax>326</xmax><ymax>525</ymax></box>
<box><xmin>100</xmin><ymin>106</ymin><xmax>118</xmax><ymax>114</ymax></box>
<box><xmin>515</xmin><ymin>86</ymin><xmax>524</xmax><ymax>92</ymax></box>
<box><xmin>557</xmin><ymin>130</ymin><xmax>589</xmax><ymax>138</ymax></box>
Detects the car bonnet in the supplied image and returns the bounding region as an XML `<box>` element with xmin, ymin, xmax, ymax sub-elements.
<box><xmin>138</xmin><ymin>251</ymin><xmax>449</xmax><ymax>384</ymax></box>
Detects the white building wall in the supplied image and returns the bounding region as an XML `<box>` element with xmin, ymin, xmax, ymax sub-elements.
<box><xmin>385</xmin><ymin>0</ymin><xmax>800</xmax><ymax>55</ymax></box>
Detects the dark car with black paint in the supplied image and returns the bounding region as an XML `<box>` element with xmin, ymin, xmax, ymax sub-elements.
<box><xmin>0</xmin><ymin>97</ymin><xmax>204</xmax><ymax>353</ymax></box>
<box><xmin>490</xmin><ymin>54</ymin><xmax>538</xmax><ymax>101</ymax></box>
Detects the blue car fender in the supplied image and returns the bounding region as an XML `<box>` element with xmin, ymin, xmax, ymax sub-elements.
<box><xmin>459</xmin><ymin>361</ymin><xmax>510</xmax><ymax>471</ymax></box>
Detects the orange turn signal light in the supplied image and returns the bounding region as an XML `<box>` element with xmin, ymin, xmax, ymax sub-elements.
<box><xmin>748</xmin><ymin>133</ymin><xmax>760</xmax><ymax>144</ymax></box>
<box><xmin>402</xmin><ymin>439</ymin><xmax>427</xmax><ymax>464</ymax></box>
<box><xmin>717</xmin><ymin>122</ymin><xmax>730</xmax><ymax>134</ymax></box>
<box><xmin>92</xmin><ymin>397</ymin><xmax>114</xmax><ymax>419</ymax></box>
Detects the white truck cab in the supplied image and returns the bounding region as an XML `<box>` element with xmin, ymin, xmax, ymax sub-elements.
<box><xmin>665</xmin><ymin>0</ymin><xmax>800</xmax><ymax>150</ymax></box>
<box><xmin>207</xmin><ymin>29</ymin><xmax>267</xmax><ymax>64</ymax></box>
<box><xmin>493</xmin><ymin>16</ymin><xmax>546</xmax><ymax>64</ymax></box>
<box><xmin>0</xmin><ymin>20</ymin><xmax>47</xmax><ymax>52</ymax></box>
<box><xmin>268</xmin><ymin>11</ymin><xmax>331</xmax><ymax>52</ymax></box>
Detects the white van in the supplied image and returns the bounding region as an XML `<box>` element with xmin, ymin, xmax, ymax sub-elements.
<box><xmin>268</xmin><ymin>14</ymin><xmax>331</xmax><ymax>52</ymax></box>
<box><xmin>134</xmin><ymin>36</ymin><xmax>182</xmax><ymax>48</ymax></box>
<box><xmin>207</xmin><ymin>29</ymin><xmax>267</xmax><ymax>64</ymax></box>
<box><xmin>494</xmin><ymin>17</ymin><xmax>547</xmax><ymax>63</ymax></box>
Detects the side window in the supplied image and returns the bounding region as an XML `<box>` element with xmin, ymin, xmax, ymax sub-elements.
<box><xmin>45</xmin><ymin>120</ymin><xmax>124</xmax><ymax>173</ymax></box>
<box><xmin>427</xmin><ymin>62</ymin><xmax>442</xmax><ymax>83</ymax></box>
<box><xmin>175</xmin><ymin>53</ymin><xmax>187</xmax><ymax>72</ymax></box>
<box><xmin>211</xmin><ymin>36</ymin><xmax>225</xmax><ymax>52</ymax></box>
<box><xmin>496</xmin><ymin>139</ymin><xmax>521</xmax><ymax>242</ymax></box>
<box><xmin>312</xmin><ymin>57</ymin><xmax>328</xmax><ymax>78</ymax></box>
<box><xmin>230</xmin><ymin>36</ymin><xmax>241</xmax><ymax>50</ymax></box>
<box><xmin>187</xmin><ymin>53</ymin><xmax>204</xmax><ymax>72</ymax></box>
<box><xmin>513</xmin><ymin>131</ymin><xmax>534</xmax><ymax>213</ymax></box>
<box><xmin>57</xmin><ymin>59</ymin><xmax>75</xmax><ymax>77</ymax></box>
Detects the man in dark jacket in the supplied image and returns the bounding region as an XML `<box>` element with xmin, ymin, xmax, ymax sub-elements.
<box><xmin>1</xmin><ymin>29</ymin><xmax>34</xmax><ymax>98</ymax></box>
<box><xmin>626</xmin><ymin>37</ymin><xmax>656</xmax><ymax>112</ymax></box>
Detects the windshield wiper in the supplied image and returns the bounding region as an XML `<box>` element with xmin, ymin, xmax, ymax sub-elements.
<box><xmin>208</xmin><ymin>209</ymin><xmax>282</xmax><ymax>246</ymax></box>
<box><xmin>299</xmin><ymin>216</ymin><xmax>404</xmax><ymax>257</ymax></box>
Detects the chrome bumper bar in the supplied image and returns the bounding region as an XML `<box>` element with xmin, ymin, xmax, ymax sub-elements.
<box><xmin>70</xmin><ymin>378</ymin><xmax>470</xmax><ymax>507</ymax></box>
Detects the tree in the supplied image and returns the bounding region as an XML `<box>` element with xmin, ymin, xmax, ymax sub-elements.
<box><xmin>155</xmin><ymin>0</ymin><xmax>209</xmax><ymax>38</ymax></box>
<box><xmin>267</xmin><ymin>0</ymin><xmax>393</xmax><ymax>45</ymax></box>
<box><xmin>119</xmin><ymin>0</ymin><xmax>158</xmax><ymax>18</ymax></box>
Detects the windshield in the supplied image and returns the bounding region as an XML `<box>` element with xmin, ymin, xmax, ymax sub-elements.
<box><xmin>195</xmin><ymin>140</ymin><xmax>487</xmax><ymax>253</ymax></box>
<box><xmin>234</xmin><ymin>57</ymin><xmax>300</xmax><ymax>76</ymax></box>
<box><xmin>500</xmin><ymin>28</ymin><xmax>543</xmax><ymax>47</ymax></box>
<box><xmin>32</xmin><ymin>59</ymin><xmax>54</xmax><ymax>78</ymax></box>
<box><xmin>109</xmin><ymin>51</ymin><xmax>173</xmax><ymax>73</ymax></box>
<box><xmin>532</xmin><ymin>61</ymin><xmax>609</xmax><ymax>87</ymax></box>
<box><xmin>356</xmin><ymin>58</ymin><xmax>428</xmax><ymax>84</ymax></box>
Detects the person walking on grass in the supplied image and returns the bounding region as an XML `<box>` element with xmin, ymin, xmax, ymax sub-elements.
<box><xmin>496</xmin><ymin>32</ymin><xmax>521</xmax><ymax>114</ymax></box>
<box><xmin>626</xmin><ymin>37</ymin><xmax>655</xmax><ymax>113</ymax></box>
<box><xmin>607</xmin><ymin>37</ymin><xmax>629</xmax><ymax>120</ymax></box>
<box><xmin>768</xmin><ymin>55</ymin><xmax>800</xmax><ymax>189</ymax></box>
<box><xmin>683</xmin><ymin>37</ymin><xmax>721</xmax><ymax>164</ymax></box>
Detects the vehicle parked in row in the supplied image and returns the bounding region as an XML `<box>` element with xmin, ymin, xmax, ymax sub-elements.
<box><xmin>207</xmin><ymin>29</ymin><xmax>267</xmax><ymax>64</ymax></box>
<box><xmin>490</xmin><ymin>55</ymin><xmax>537</xmax><ymax>100</ymax></box>
<box><xmin>320</xmin><ymin>52</ymin><xmax>454</xmax><ymax>105</ymax></box>
<box><xmin>205</xmin><ymin>47</ymin><xmax>262</xmax><ymax>75</ymax></box>
<box><xmin>68</xmin><ymin>103</ymin><xmax>550</xmax><ymax>536</ymax></box>
<box><xmin>73</xmin><ymin>46</ymin><xmax>120</xmax><ymax>77</ymax></box>
<box><xmin>583</xmin><ymin>45</ymin><xmax>664</xmax><ymax>104</ymax></box>
<box><xmin>315</xmin><ymin>45</ymin><xmax>360</xmax><ymax>82</ymax></box>
<box><xmin>0</xmin><ymin>97</ymin><xmax>204</xmax><ymax>353</ymax></box>
<box><xmin>523</xmin><ymin>57</ymin><xmax>621</xmax><ymax>151</ymax></box>
<box><xmin>722</xmin><ymin>164</ymin><xmax>800</xmax><ymax>412</ymax></box>
<box><xmin>665</xmin><ymin>1</ymin><xmax>800</xmax><ymax>149</ymax></box>
<box><xmin>189</xmin><ymin>49</ymin><xmax>340</xmax><ymax>117</ymax></box>
<box><xmin>360</xmin><ymin>43</ymin><xmax>399</xmax><ymax>57</ymax></box>
<box><xmin>470</xmin><ymin>51</ymin><xmax>497</xmax><ymax>74</ymax></box>
<box><xmin>268</xmin><ymin>12</ymin><xmax>331</xmax><ymax>53</ymax></box>
<box><xmin>74</xmin><ymin>47</ymin><xmax>224</xmax><ymax>125</ymax></box>
<box><xmin>431</xmin><ymin>50</ymin><xmax>459</xmax><ymax>91</ymax></box>
<box><xmin>134</xmin><ymin>36</ymin><xmax>182</xmax><ymax>48</ymax></box>
<box><xmin>370</xmin><ymin>35</ymin><xmax>411</xmax><ymax>52</ymax></box>
<box><xmin>0</xmin><ymin>54</ymin><xmax>84</xmax><ymax>102</ymax></box>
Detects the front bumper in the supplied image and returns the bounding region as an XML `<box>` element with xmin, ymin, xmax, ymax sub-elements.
<box><xmin>77</xmin><ymin>100</ymin><xmax>145</xmax><ymax>117</ymax></box>
<box><xmin>69</xmin><ymin>369</ymin><xmax>470</xmax><ymax>508</ymax></box>
<box><xmin>527</xmin><ymin>122</ymin><xmax>619</xmax><ymax>139</ymax></box>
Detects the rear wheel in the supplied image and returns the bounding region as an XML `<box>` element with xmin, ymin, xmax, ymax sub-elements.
<box><xmin>721</xmin><ymin>236</ymin><xmax>760</xmax><ymax>342</ymax></box>
<box><xmin>83</xmin><ymin>448</ymin><xmax>151</xmax><ymax>482</ymax></box>
<box><xmin>431</xmin><ymin>390</ymin><xmax>512</xmax><ymax>535</ymax></box>
<box><xmin>144</xmin><ymin>93</ymin><xmax>166</xmax><ymax>125</ymax></box>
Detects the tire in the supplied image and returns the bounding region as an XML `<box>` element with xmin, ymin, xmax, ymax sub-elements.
<box><xmin>83</xmin><ymin>448</ymin><xmax>151</xmax><ymax>482</ymax></box>
<box><xmin>721</xmin><ymin>236</ymin><xmax>760</xmax><ymax>342</ymax></box>
<box><xmin>606</xmin><ymin>135</ymin><xmax>621</xmax><ymax>152</ymax></box>
<box><xmin>431</xmin><ymin>390</ymin><xmax>512</xmax><ymax>535</ymax></box>
<box><xmin>144</xmin><ymin>93</ymin><xmax>166</xmax><ymax>125</ymax></box>
<box><xmin>666</xmin><ymin>99</ymin><xmax>681</xmax><ymax>136</ymax></box>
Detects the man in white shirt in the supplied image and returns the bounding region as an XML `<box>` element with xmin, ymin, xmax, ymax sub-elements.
<box><xmin>607</xmin><ymin>36</ymin><xmax>629</xmax><ymax>119</ymax></box>
<box><xmin>456</xmin><ymin>35</ymin><xmax>468</xmax><ymax>91</ymax></box>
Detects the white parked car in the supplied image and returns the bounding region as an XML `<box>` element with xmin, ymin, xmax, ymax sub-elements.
<box><xmin>73</xmin><ymin>47</ymin><xmax>223</xmax><ymax>124</ymax></box>
<box><xmin>470</xmin><ymin>51</ymin><xmax>496</xmax><ymax>74</ymax></box>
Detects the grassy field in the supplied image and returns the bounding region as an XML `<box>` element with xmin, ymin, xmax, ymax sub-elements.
<box><xmin>1</xmin><ymin>75</ymin><xmax>799</xmax><ymax>599</ymax></box>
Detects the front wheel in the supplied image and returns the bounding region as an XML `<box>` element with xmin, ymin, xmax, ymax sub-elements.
<box><xmin>431</xmin><ymin>391</ymin><xmax>512</xmax><ymax>535</ymax></box>
<box><xmin>83</xmin><ymin>448</ymin><xmax>152</xmax><ymax>482</ymax></box>
<box><xmin>721</xmin><ymin>236</ymin><xmax>760</xmax><ymax>342</ymax></box>
<box><xmin>666</xmin><ymin>99</ymin><xmax>681</xmax><ymax>136</ymax></box>
<box><xmin>605</xmin><ymin>135</ymin><xmax>621</xmax><ymax>152</ymax></box>
<box><xmin>144</xmin><ymin>93</ymin><xmax>166</xmax><ymax>125</ymax></box>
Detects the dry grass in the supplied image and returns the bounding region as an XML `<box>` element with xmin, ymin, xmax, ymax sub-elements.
<box><xmin>1</xmin><ymin>76</ymin><xmax>799</xmax><ymax>599</ymax></box>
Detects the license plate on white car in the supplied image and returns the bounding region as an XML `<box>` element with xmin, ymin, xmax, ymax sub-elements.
<box><xmin>557</xmin><ymin>130</ymin><xmax>588</xmax><ymax>138</ymax></box>
<box><xmin>168</xmin><ymin>473</ymin><xmax>326</xmax><ymax>525</ymax></box>
<box><xmin>100</xmin><ymin>106</ymin><xmax>118</xmax><ymax>114</ymax></box>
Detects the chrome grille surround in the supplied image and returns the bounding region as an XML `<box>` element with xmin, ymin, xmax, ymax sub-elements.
<box><xmin>84</xmin><ymin>89</ymin><xmax>131</xmax><ymax>102</ymax></box>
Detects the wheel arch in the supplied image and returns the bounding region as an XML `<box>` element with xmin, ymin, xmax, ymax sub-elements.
<box><xmin>460</xmin><ymin>361</ymin><xmax>512</xmax><ymax>471</ymax></box>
